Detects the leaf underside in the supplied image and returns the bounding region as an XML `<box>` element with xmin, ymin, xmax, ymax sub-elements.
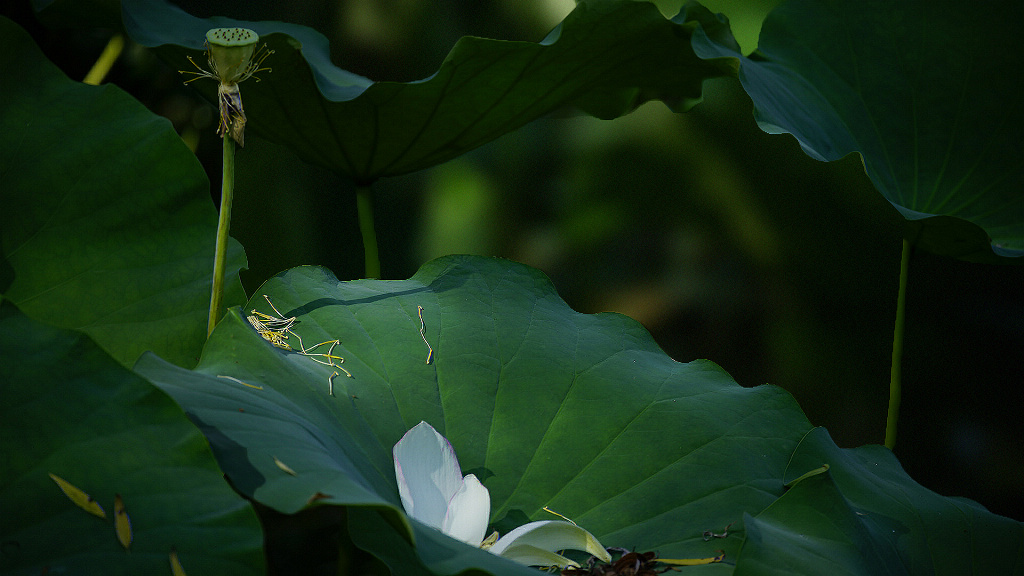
<box><xmin>122</xmin><ymin>0</ymin><xmax>736</xmax><ymax>183</ymax></box>
<box><xmin>691</xmin><ymin>0</ymin><xmax>1024</xmax><ymax>261</ymax></box>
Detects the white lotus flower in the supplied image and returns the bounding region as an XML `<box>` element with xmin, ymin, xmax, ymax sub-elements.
<box><xmin>393</xmin><ymin>421</ymin><xmax>612</xmax><ymax>568</ymax></box>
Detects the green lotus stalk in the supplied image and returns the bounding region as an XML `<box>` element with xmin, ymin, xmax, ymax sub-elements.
<box><xmin>83</xmin><ymin>34</ymin><xmax>124</xmax><ymax>86</ymax></box>
<box><xmin>179</xmin><ymin>28</ymin><xmax>272</xmax><ymax>335</ymax></box>
<box><xmin>356</xmin><ymin>185</ymin><xmax>381</xmax><ymax>279</ymax></box>
<box><xmin>208</xmin><ymin>134</ymin><xmax>236</xmax><ymax>336</ymax></box>
<box><xmin>885</xmin><ymin>239</ymin><xmax>911</xmax><ymax>449</ymax></box>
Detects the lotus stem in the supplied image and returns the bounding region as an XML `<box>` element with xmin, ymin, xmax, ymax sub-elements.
<box><xmin>885</xmin><ymin>238</ymin><xmax>911</xmax><ymax>449</ymax></box>
<box><xmin>83</xmin><ymin>34</ymin><xmax>124</xmax><ymax>86</ymax></box>
<box><xmin>208</xmin><ymin>136</ymin><xmax>236</xmax><ymax>336</ymax></box>
<box><xmin>356</xmin><ymin>184</ymin><xmax>380</xmax><ymax>279</ymax></box>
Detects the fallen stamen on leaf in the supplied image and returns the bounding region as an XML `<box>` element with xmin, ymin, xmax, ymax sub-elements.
<box><xmin>247</xmin><ymin>295</ymin><xmax>298</xmax><ymax>349</ymax></box>
<box><xmin>543</xmin><ymin>506</ymin><xmax>578</xmax><ymax>526</ymax></box>
<box><xmin>273</xmin><ymin>456</ymin><xmax>297</xmax><ymax>476</ymax></box>
<box><xmin>247</xmin><ymin>313</ymin><xmax>292</xmax><ymax>349</ymax></box>
<box><xmin>303</xmin><ymin>339</ymin><xmax>353</xmax><ymax>375</ymax></box>
<box><xmin>217</xmin><ymin>375</ymin><xmax>263</xmax><ymax>389</ymax></box>
<box><xmin>305</xmin><ymin>492</ymin><xmax>334</xmax><ymax>506</ymax></box>
<box><xmin>417</xmin><ymin>306</ymin><xmax>434</xmax><ymax>364</ymax></box>
<box><xmin>248</xmin><ymin>296</ymin><xmax>352</xmax><ymax>380</ymax></box>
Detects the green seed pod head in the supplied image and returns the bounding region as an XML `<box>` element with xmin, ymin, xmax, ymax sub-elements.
<box><xmin>205</xmin><ymin>28</ymin><xmax>259</xmax><ymax>83</ymax></box>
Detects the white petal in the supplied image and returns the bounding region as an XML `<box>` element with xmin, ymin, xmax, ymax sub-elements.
<box><xmin>441</xmin><ymin>473</ymin><xmax>490</xmax><ymax>545</ymax></box>
<box><xmin>489</xmin><ymin>520</ymin><xmax>612</xmax><ymax>565</ymax></box>
<box><xmin>493</xmin><ymin>543</ymin><xmax>577</xmax><ymax>569</ymax></box>
<box><xmin>393</xmin><ymin>421</ymin><xmax>463</xmax><ymax>529</ymax></box>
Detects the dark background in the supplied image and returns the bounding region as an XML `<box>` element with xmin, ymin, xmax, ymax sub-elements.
<box><xmin>7</xmin><ymin>0</ymin><xmax>1022</xmax><ymax>525</ymax></box>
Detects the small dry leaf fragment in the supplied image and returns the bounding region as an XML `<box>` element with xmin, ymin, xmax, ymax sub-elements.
<box><xmin>561</xmin><ymin>549</ymin><xmax>724</xmax><ymax>575</ymax></box>
<box><xmin>218</xmin><ymin>83</ymin><xmax>247</xmax><ymax>146</ymax></box>
<box><xmin>480</xmin><ymin>530</ymin><xmax>500</xmax><ymax>550</ymax></box>
<box><xmin>658</xmin><ymin>551</ymin><xmax>726</xmax><ymax>566</ymax></box>
<box><xmin>170</xmin><ymin>548</ymin><xmax>188</xmax><ymax>576</ymax></box>
<box><xmin>561</xmin><ymin>551</ymin><xmax>658</xmax><ymax>576</ymax></box>
<box><xmin>49</xmin><ymin>473</ymin><xmax>106</xmax><ymax>519</ymax></box>
<box><xmin>273</xmin><ymin>456</ymin><xmax>297</xmax><ymax>476</ymax></box>
<box><xmin>114</xmin><ymin>493</ymin><xmax>132</xmax><ymax>550</ymax></box>
<box><xmin>702</xmin><ymin>521</ymin><xmax>734</xmax><ymax>541</ymax></box>
<box><xmin>305</xmin><ymin>492</ymin><xmax>333</xmax><ymax>506</ymax></box>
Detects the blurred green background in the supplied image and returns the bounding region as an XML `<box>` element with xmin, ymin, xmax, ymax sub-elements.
<box><xmin>8</xmin><ymin>0</ymin><xmax>1022</xmax><ymax>527</ymax></box>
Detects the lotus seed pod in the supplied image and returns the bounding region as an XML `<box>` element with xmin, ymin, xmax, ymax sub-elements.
<box><xmin>206</xmin><ymin>27</ymin><xmax>259</xmax><ymax>83</ymax></box>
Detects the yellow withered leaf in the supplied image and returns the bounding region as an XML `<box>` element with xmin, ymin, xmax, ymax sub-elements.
<box><xmin>49</xmin><ymin>473</ymin><xmax>106</xmax><ymax>519</ymax></box>
<box><xmin>170</xmin><ymin>548</ymin><xmax>188</xmax><ymax>576</ymax></box>
<box><xmin>114</xmin><ymin>493</ymin><xmax>133</xmax><ymax>550</ymax></box>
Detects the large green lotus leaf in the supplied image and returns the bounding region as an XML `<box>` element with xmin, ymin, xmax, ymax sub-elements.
<box><xmin>135</xmin><ymin>256</ymin><xmax>810</xmax><ymax>573</ymax></box>
<box><xmin>135</xmin><ymin>255</ymin><xmax>1018</xmax><ymax>574</ymax></box>
<box><xmin>121</xmin><ymin>0</ymin><xmax>736</xmax><ymax>183</ymax></box>
<box><xmin>0</xmin><ymin>302</ymin><xmax>264</xmax><ymax>575</ymax></box>
<box><xmin>0</xmin><ymin>17</ymin><xmax>247</xmax><ymax>368</ymax></box>
<box><xmin>736</xmin><ymin>427</ymin><xmax>1024</xmax><ymax>575</ymax></box>
<box><xmin>690</xmin><ymin>0</ymin><xmax>1024</xmax><ymax>261</ymax></box>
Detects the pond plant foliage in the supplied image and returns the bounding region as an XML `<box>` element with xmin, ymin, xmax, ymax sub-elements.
<box><xmin>1</xmin><ymin>0</ymin><xmax>1021</xmax><ymax>574</ymax></box>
